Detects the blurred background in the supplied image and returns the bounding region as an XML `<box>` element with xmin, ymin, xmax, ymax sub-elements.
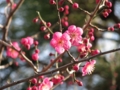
<box><xmin>0</xmin><ymin>0</ymin><xmax>120</xmax><ymax>90</ymax></box>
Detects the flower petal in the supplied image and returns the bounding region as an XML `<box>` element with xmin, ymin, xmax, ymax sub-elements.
<box><xmin>50</xmin><ymin>39</ymin><xmax>57</xmax><ymax>47</ymax></box>
<box><xmin>53</xmin><ymin>32</ymin><xmax>62</xmax><ymax>40</ymax></box>
<box><xmin>55</xmin><ymin>46</ymin><xmax>65</xmax><ymax>54</ymax></box>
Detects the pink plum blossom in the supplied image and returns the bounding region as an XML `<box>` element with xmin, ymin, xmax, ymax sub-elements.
<box><xmin>76</xmin><ymin>80</ymin><xmax>83</xmax><ymax>86</ymax></box>
<box><xmin>91</xmin><ymin>49</ymin><xmax>100</xmax><ymax>55</ymax></box>
<box><xmin>27</xmin><ymin>37</ymin><xmax>34</xmax><ymax>45</ymax></box>
<box><xmin>66</xmin><ymin>25</ymin><xmax>83</xmax><ymax>46</ymax></box>
<box><xmin>72</xmin><ymin>3</ymin><xmax>79</xmax><ymax>9</ymax></box>
<box><xmin>73</xmin><ymin>64</ymin><xmax>80</xmax><ymax>71</ymax></box>
<box><xmin>50</xmin><ymin>32</ymin><xmax>71</xmax><ymax>54</ymax></box>
<box><xmin>39</xmin><ymin>78</ymin><xmax>53</xmax><ymax>90</ymax></box>
<box><xmin>21</xmin><ymin>36</ymin><xmax>34</xmax><ymax>46</ymax></box>
<box><xmin>82</xmin><ymin>60</ymin><xmax>96</xmax><ymax>76</ymax></box>
<box><xmin>21</xmin><ymin>36</ymin><xmax>34</xmax><ymax>50</ymax></box>
<box><xmin>7</xmin><ymin>42</ymin><xmax>20</xmax><ymax>59</ymax></box>
<box><xmin>32</xmin><ymin>53</ymin><xmax>39</xmax><ymax>61</ymax></box>
<box><xmin>77</xmin><ymin>43</ymin><xmax>86</xmax><ymax>53</ymax></box>
<box><xmin>51</xmin><ymin>74</ymin><xmax>64</xmax><ymax>85</ymax></box>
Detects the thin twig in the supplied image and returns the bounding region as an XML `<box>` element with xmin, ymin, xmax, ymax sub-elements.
<box><xmin>37</xmin><ymin>11</ymin><xmax>53</xmax><ymax>34</ymax></box>
<box><xmin>56</xmin><ymin>0</ymin><xmax>62</xmax><ymax>32</ymax></box>
<box><xmin>67</xmin><ymin>50</ymin><xmax>76</xmax><ymax>62</ymax></box>
<box><xmin>0</xmin><ymin>61</ymin><xmax>13</xmax><ymax>69</ymax></box>
<box><xmin>20</xmin><ymin>51</ymin><xmax>39</xmax><ymax>73</ymax></box>
<box><xmin>67</xmin><ymin>0</ymin><xmax>91</xmax><ymax>16</ymax></box>
<box><xmin>55</xmin><ymin>52</ymin><xmax>58</xmax><ymax>69</ymax></box>
<box><xmin>4</xmin><ymin>3</ymin><xmax>10</xmax><ymax>18</ymax></box>
<box><xmin>41</xmin><ymin>52</ymin><xmax>65</xmax><ymax>72</ymax></box>
<box><xmin>82</xmin><ymin>0</ymin><xmax>104</xmax><ymax>30</ymax></box>
<box><xmin>89</xmin><ymin>23</ymin><xmax>104</xmax><ymax>31</ymax></box>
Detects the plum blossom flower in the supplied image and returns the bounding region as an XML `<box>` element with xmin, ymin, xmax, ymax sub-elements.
<box><xmin>32</xmin><ymin>53</ymin><xmax>39</xmax><ymax>61</ymax></box>
<box><xmin>91</xmin><ymin>49</ymin><xmax>100</xmax><ymax>55</ymax></box>
<box><xmin>82</xmin><ymin>60</ymin><xmax>96</xmax><ymax>76</ymax></box>
<box><xmin>39</xmin><ymin>78</ymin><xmax>53</xmax><ymax>90</ymax></box>
<box><xmin>21</xmin><ymin>36</ymin><xmax>34</xmax><ymax>46</ymax></box>
<box><xmin>77</xmin><ymin>43</ymin><xmax>86</xmax><ymax>53</ymax></box>
<box><xmin>50</xmin><ymin>32</ymin><xmax>71</xmax><ymax>54</ymax></box>
<box><xmin>7</xmin><ymin>42</ymin><xmax>20</xmax><ymax>59</ymax></box>
<box><xmin>51</xmin><ymin>74</ymin><xmax>64</xmax><ymax>85</ymax></box>
<box><xmin>66</xmin><ymin>25</ymin><xmax>83</xmax><ymax>46</ymax></box>
<box><xmin>21</xmin><ymin>36</ymin><xmax>34</xmax><ymax>50</ymax></box>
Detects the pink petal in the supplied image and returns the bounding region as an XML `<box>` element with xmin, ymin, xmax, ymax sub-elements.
<box><xmin>63</xmin><ymin>41</ymin><xmax>71</xmax><ymax>50</ymax></box>
<box><xmin>50</xmin><ymin>39</ymin><xmax>57</xmax><ymax>47</ymax></box>
<box><xmin>72</xmin><ymin>36</ymin><xmax>82</xmax><ymax>46</ymax></box>
<box><xmin>76</xmin><ymin>27</ymin><xmax>83</xmax><ymax>35</ymax></box>
<box><xmin>62</xmin><ymin>33</ymin><xmax>71</xmax><ymax>41</ymax></box>
<box><xmin>91</xmin><ymin>60</ymin><xmax>96</xmax><ymax>64</ymax></box>
<box><xmin>43</xmin><ymin>78</ymin><xmax>50</xmax><ymax>84</ymax></box>
<box><xmin>68</xmin><ymin>25</ymin><xmax>76</xmax><ymax>32</ymax></box>
<box><xmin>11</xmin><ymin>51</ymin><xmax>19</xmax><ymax>58</ymax></box>
<box><xmin>27</xmin><ymin>37</ymin><xmax>34</xmax><ymax>45</ymax></box>
<box><xmin>55</xmin><ymin>46</ymin><xmax>65</xmax><ymax>54</ymax></box>
<box><xmin>49</xmin><ymin>82</ymin><xmax>53</xmax><ymax>88</ymax></box>
<box><xmin>53</xmin><ymin>32</ymin><xmax>62</xmax><ymax>40</ymax></box>
<box><xmin>21</xmin><ymin>38</ymin><xmax>28</xmax><ymax>45</ymax></box>
<box><xmin>12</xmin><ymin>42</ymin><xmax>20</xmax><ymax>51</ymax></box>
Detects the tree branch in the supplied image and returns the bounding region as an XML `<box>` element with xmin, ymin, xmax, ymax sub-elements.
<box><xmin>0</xmin><ymin>0</ymin><xmax>24</xmax><ymax>64</ymax></box>
<box><xmin>82</xmin><ymin>0</ymin><xmax>105</xmax><ymax>30</ymax></box>
<box><xmin>55</xmin><ymin>0</ymin><xmax>62</xmax><ymax>32</ymax></box>
<box><xmin>0</xmin><ymin>61</ymin><xmax>13</xmax><ymax>69</ymax></box>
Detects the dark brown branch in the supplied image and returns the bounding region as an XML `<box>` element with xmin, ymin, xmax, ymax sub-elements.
<box><xmin>82</xmin><ymin>0</ymin><xmax>105</xmax><ymax>30</ymax></box>
<box><xmin>41</xmin><ymin>52</ymin><xmax>65</xmax><ymax>72</ymax></box>
<box><xmin>0</xmin><ymin>0</ymin><xmax>24</xmax><ymax>64</ymax></box>
<box><xmin>89</xmin><ymin>23</ymin><xmax>105</xmax><ymax>31</ymax></box>
<box><xmin>56</xmin><ymin>0</ymin><xmax>62</xmax><ymax>32</ymax></box>
<box><xmin>0</xmin><ymin>61</ymin><xmax>13</xmax><ymax>69</ymax></box>
<box><xmin>0</xmin><ymin>47</ymin><xmax>120</xmax><ymax>90</ymax></box>
<box><xmin>20</xmin><ymin>51</ymin><xmax>39</xmax><ymax>73</ymax></box>
<box><xmin>37</xmin><ymin>11</ymin><xmax>53</xmax><ymax>34</ymax></box>
<box><xmin>67</xmin><ymin>50</ymin><xmax>76</xmax><ymax>62</ymax></box>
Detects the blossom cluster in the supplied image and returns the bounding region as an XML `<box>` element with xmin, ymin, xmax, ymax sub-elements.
<box><xmin>6</xmin><ymin>37</ymin><xmax>40</xmax><ymax>61</ymax></box>
<box><xmin>7</xmin><ymin>42</ymin><xmax>21</xmax><ymax>59</ymax></box>
<box><xmin>27</xmin><ymin>77</ymin><xmax>53</xmax><ymax>90</ymax></box>
<box><xmin>50</xmin><ymin>25</ymin><xmax>99</xmax><ymax>57</ymax></box>
<box><xmin>50</xmin><ymin>25</ymin><xmax>83</xmax><ymax>54</ymax></box>
<box><xmin>50</xmin><ymin>25</ymin><xmax>98</xmax><ymax>78</ymax></box>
